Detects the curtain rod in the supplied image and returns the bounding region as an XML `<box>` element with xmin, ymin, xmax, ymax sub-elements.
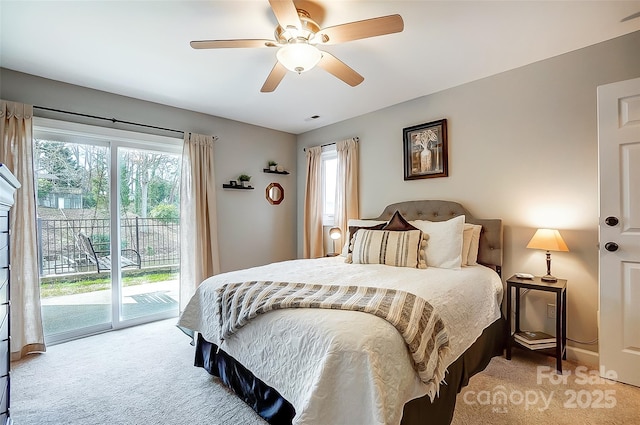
<box><xmin>34</xmin><ymin>105</ymin><xmax>185</xmax><ymax>135</ymax></box>
<box><xmin>303</xmin><ymin>137</ymin><xmax>359</xmax><ymax>152</ymax></box>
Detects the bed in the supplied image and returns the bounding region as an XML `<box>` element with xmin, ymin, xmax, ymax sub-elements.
<box><xmin>178</xmin><ymin>200</ymin><xmax>505</xmax><ymax>425</ymax></box>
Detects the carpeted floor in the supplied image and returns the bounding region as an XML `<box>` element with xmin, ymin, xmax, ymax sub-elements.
<box><xmin>452</xmin><ymin>350</ymin><xmax>640</xmax><ymax>425</ymax></box>
<box><xmin>12</xmin><ymin>319</ymin><xmax>265</xmax><ymax>425</ymax></box>
<box><xmin>11</xmin><ymin>319</ymin><xmax>640</xmax><ymax>425</ymax></box>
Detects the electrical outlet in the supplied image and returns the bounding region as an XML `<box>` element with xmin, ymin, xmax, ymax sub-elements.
<box><xmin>547</xmin><ymin>304</ymin><xmax>556</xmax><ymax>319</ymax></box>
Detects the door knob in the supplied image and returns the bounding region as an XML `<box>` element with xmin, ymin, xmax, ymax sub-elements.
<box><xmin>605</xmin><ymin>216</ymin><xmax>619</xmax><ymax>226</ymax></box>
<box><xmin>604</xmin><ymin>242</ymin><xmax>619</xmax><ymax>252</ymax></box>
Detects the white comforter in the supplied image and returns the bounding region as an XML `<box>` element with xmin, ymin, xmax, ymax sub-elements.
<box><xmin>178</xmin><ymin>257</ymin><xmax>503</xmax><ymax>425</ymax></box>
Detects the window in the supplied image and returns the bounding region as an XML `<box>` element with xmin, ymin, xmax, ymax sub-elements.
<box><xmin>321</xmin><ymin>147</ymin><xmax>337</xmax><ymax>225</ymax></box>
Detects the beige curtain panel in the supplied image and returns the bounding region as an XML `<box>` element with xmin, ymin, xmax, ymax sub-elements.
<box><xmin>0</xmin><ymin>100</ymin><xmax>46</xmax><ymax>360</ymax></box>
<box><xmin>335</xmin><ymin>138</ymin><xmax>360</xmax><ymax>246</ymax></box>
<box><xmin>179</xmin><ymin>133</ymin><xmax>221</xmax><ymax>312</ymax></box>
<box><xmin>303</xmin><ymin>146</ymin><xmax>323</xmax><ymax>259</ymax></box>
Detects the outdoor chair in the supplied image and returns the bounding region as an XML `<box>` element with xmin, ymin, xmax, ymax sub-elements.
<box><xmin>76</xmin><ymin>232</ymin><xmax>141</xmax><ymax>273</ymax></box>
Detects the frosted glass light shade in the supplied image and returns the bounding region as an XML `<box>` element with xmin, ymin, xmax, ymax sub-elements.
<box><xmin>276</xmin><ymin>43</ymin><xmax>322</xmax><ymax>73</ymax></box>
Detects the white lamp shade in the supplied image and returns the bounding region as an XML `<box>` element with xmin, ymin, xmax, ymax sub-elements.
<box><xmin>329</xmin><ymin>227</ymin><xmax>342</xmax><ymax>240</ymax></box>
<box><xmin>276</xmin><ymin>43</ymin><xmax>322</xmax><ymax>73</ymax></box>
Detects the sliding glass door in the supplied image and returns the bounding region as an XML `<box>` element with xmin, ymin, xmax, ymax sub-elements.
<box><xmin>36</xmin><ymin>139</ymin><xmax>113</xmax><ymax>337</ymax></box>
<box><xmin>117</xmin><ymin>147</ymin><xmax>180</xmax><ymax>322</ymax></box>
<box><xmin>34</xmin><ymin>119</ymin><xmax>181</xmax><ymax>343</ymax></box>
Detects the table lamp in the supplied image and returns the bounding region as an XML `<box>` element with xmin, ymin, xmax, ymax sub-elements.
<box><xmin>526</xmin><ymin>228</ymin><xmax>569</xmax><ymax>282</ymax></box>
<box><xmin>329</xmin><ymin>227</ymin><xmax>342</xmax><ymax>256</ymax></box>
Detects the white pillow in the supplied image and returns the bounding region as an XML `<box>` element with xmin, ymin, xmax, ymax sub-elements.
<box><xmin>467</xmin><ymin>224</ymin><xmax>482</xmax><ymax>265</ymax></box>
<box><xmin>340</xmin><ymin>219</ymin><xmax>386</xmax><ymax>256</ymax></box>
<box><xmin>411</xmin><ymin>215</ymin><xmax>465</xmax><ymax>269</ymax></box>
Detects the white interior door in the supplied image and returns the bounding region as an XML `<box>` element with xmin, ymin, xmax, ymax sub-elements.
<box><xmin>598</xmin><ymin>76</ymin><xmax>640</xmax><ymax>387</ymax></box>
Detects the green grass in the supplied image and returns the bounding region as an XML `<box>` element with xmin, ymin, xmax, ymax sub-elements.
<box><xmin>40</xmin><ymin>271</ymin><xmax>177</xmax><ymax>298</ymax></box>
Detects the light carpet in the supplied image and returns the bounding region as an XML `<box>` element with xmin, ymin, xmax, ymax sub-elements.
<box><xmin>11</xmin><ymin>319</ymin><xmax>640</xmax><ymax>424</ymax></box>
<box><xmin>12</xmin><ymin>319</ymin><xmax>266</xmax><ymax>425</ymax></box>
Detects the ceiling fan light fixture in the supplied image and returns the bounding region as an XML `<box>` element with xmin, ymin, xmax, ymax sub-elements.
<box><xmin>190</xmin><ymin>1</ymin><xmax>404</xmax><ymax>92</ymax></box>
<box><xmin>276</xmin><ymin>42</ymin><xmax>322</xmax><ymax>73</ymax></box>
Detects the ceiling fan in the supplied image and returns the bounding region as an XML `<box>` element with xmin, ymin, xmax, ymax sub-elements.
<box><xmin>190</xmin><ymin>0</ymin><xmax>404</xmax><ymax>92</ymax></box>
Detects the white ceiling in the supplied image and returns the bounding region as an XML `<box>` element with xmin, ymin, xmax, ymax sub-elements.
<box><xmin>1</xmin><ymin>1</ymin><xmax>639</xmax><ymax>135</ymax></box>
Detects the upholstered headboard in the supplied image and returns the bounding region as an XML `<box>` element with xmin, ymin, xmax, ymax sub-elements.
<box><xmin>372</xmin><ymin>200</ymin><xmax>503</xmax><ymax>275</ymax></box>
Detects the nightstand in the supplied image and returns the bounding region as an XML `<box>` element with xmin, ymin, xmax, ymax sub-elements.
<box><xmin>505</xmin><ymin>275</ymin><xmax>567</xmax><ymax>373</ymax></box>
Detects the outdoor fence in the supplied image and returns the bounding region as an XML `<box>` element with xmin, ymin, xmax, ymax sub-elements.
<box><xmin>37</xmin><ymin>217</ymin><xmax>179</xmax><ymax>276</ymax></box>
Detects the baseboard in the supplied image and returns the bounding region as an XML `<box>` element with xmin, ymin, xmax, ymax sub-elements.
<box><xmin>566</xmin><ymin>346</ymin><xmax>598</xmax><ymax>367</ymax></box>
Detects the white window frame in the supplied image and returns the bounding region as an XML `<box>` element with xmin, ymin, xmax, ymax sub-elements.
<box><xmin>321</xmin><ymin>147</ymin><xmax>338</xmax><ymax>225</ymax></box>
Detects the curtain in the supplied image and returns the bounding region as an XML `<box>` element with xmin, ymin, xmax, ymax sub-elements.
<box><xmin>303</xmin><ymin>146</ymin><xmax>323</xmax><ymax>258</ymax></box>
<box><xmin>334</xmin><ymin>138</ymin><xmax>359</xmax><ymax>248</ymax></box>
<box><xmin>179</xmin><ymin>132</ymin><xmax>220</xmax><ymax>311</ymax></box>
<box><xmin>0</xmin><ymin>100</ymin><xmax>46</xmax><ymax>360</ymax></box>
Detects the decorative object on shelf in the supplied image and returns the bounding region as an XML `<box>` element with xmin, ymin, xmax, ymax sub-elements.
<box><xmin>223</xmin><ymin>183</ymin><xmax>254</xmax><ymax>190</ymax></box>
<box><xmin>403</xmin><ymin>119</ymin><xmax>448</xmax><ymax>180</ymax></box>
<box><xmin>268</xmin><ymin>160</ymin><xmax>278</xmax><ymax>171</ymax></box>
<box><xmin>263</xmin><ymin>168</ymin><xmax>290</xmax><ymax>175</ymax></box>
<box><xmin>514</xmin><ymin>331</ymin><xmax>556</xmax><ymax>349</ymax></box>
<box><xmin>238</xmin><ymin>174</ymin><xmax>252</xmax><ymax>188</ymax></box>
<box><xmin>526</xmin><ymin>228</ymin><xmax>569</xmax><ymax>282</ymax></box>
<box><xmin>329</xmin><ymin>227</ymin><xmax>342</xmax><ymax>255</ymax></box>
<box><xmin>229</xmin><ymin>180</ymin><xmax>237</xmax><ymax>187</ymax></box>
<box><xmin>265</xmin><ymin>182</ymin><xmax>284</xmax><ymax>205</ymax></box>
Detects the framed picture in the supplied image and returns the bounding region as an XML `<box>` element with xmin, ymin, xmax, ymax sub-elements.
<box><xmin>403</xmin><ymin>119</ymin><xmax>448</xmax><ymax>180</ymax></box>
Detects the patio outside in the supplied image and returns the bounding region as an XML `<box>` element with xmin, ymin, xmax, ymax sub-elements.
<box><xmin>41</xmin><ymin>270</ymin><xmax>178</xmax><ymax>335</ymax></box>
<box><xmin>39</xmin><ymin>214</ymin><xmax>180</xmax><ymax>336</ymax></box>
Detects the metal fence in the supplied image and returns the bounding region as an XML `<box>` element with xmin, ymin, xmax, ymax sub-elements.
<box><xmin>37</xmin><ymin>217</ymin><xmax>179</xmax><ymax>276</ymax></box>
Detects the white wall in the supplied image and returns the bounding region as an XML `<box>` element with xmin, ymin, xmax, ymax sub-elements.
<box><xmin>296</xmin><ymin>31</ymin><xmax>640</xmax><ymax>360</ymax></box>
<box><xmin>0</xmin><ymin>68</ymin><xmax>298</xmax><ymax>272</ymax></box>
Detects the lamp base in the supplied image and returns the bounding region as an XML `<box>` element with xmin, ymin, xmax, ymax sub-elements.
<box><xmin>541</xmin><ymin>274</ymin><xmax>558</xmax><ymax>283</ymax></box>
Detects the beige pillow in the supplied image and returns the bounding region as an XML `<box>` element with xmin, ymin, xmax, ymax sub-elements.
<box><xmin>348</xmin><ymin>229</ymin><xmax>427</xmax><ymax>269</ymax></box>
<box><xmin>467</xmin><ymin>224</ymin><xmax>482</xmax><ymax>265</ymax></box>
<box><xmin>462</xmin><ymin>225</ymin><xmax>474</xmax><ymax>266</ymax></box>
<box><xmin>411</xmin><ymin>215</ymin><xmax>465</xmax><ymax>269</ymax></box>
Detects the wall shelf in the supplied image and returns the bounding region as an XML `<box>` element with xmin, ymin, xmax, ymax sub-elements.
<box><xmin>263</xmin><ymin>168</ymin><xmax>290</xmax><ymax>175</ymax></box>
<box><xmin>222</xmin><ymin>184</ymin><xmax>254</xmax><ymax>190</ymax></box>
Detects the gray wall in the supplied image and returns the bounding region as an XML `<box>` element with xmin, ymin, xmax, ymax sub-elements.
<box><xmin>0</xmin><ymin>68</ymin><xmax>298</xmax><ymax>272</ymax></box>
<box><xmin>296</xmin><ymin>31</ymin><xmax>640</xmax><ymax>360</ymax></box>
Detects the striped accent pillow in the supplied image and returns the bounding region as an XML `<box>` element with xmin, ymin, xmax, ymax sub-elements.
<box><xmin>348</xmin><ymin>229</ymin><xmax>427</xmax><ymax>268</ymax></box>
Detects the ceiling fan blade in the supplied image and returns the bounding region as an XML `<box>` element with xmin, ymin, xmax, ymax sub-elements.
<box><xmin>317</xmin><ymin>14</ymin><xmax>404</xmax><ymax>45</ymax></box>
<box><xmin>261</xmin><ymin>61</ymin><xmax>288</xmax><ymax>92</ymax></box>
<box><xmin>621</xmin><ymin>11</ymin><xmax>640</xmax><ymax>22</ymax></box>
<box><xmin>190</xmin><ymin>39</ymin><xmax>277</xmax><ymax>49</ymax></box>
<box><xmin>268</xmin><ymin>0</ymin><xmax>301</xmax><ymax>30</ymax></box>
<box><xmin>317</xmin><ymin>52</ymin><xmax>364</xmax><ymax>87</ymax></box>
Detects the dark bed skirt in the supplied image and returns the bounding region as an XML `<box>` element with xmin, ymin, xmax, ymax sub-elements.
<box><xmin>194</xmin><ymin>333</ymin><xmax>296</xmax><ymax>424</ymax></box>
<box><xmin>194</xmin><ymin>317</ymin><xmax>505</xmax><ymax>425</ymax></box>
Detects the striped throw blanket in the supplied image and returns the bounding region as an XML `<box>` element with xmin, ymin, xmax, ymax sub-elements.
<box><xmin>215</xmin><ymin>281</ymin><xmax>450</xmax><ymax>390</ymax></box>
